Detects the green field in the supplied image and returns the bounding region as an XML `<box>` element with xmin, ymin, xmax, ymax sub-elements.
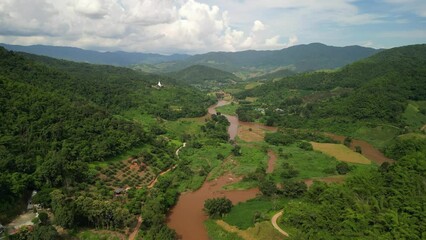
<box><xmin>223</xmin><ymin>197</ymin><xmax>287</xmax><ymax>230</ymax></box>
<box><xmin>230</xmin><ymin>143</ymin><xmax>269</xmax><ymax>176</ymax></box>
<box><xmin>402</xmin><ymin>101</ymin><xmax>426</xmax><ymax>130</ymax></box>
<box><xmin>216</xmin><ymin>102</ymin><xmax>239</xmax><ymax>115</ymax></box>
<box><xmin>205</xmin><ymin>219</ymin><xmax>244</xmax><ymax>240</ymax></box>
<box><xmin>75</xmin><ymin>230</ymin><xmax>123</xmax><ymax>240</ymax></box>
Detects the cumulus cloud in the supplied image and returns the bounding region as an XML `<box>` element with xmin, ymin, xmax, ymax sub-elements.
<box><xmin>74</xmin><ymin>0</ymin><xmax>107</xmax><ymax>19</ymax></box>
<box><xmin>0</xmin><ymin>0</ymin><xmax>421</xmax><ymax>53</ymax></box>
<box><xmin>252</xmin><ymin>20</ymin><xmax>265</xmax><ymax>32</ymax></box>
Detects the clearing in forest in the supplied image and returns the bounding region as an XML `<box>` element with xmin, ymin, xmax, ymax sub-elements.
<box><xmin>310</xmin><ymin>142</ymin><xmax>371</xmax><ymax>164</ymax></box>
<box><xmin>238</xmin><ymin>122</ymin><xmax>277</xmax><ymax>142</ymax></box>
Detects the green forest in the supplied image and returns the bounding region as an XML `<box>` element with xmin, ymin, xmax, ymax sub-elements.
<box><xmin>0</xmin><ymin>47</ymin><xmax>212</xmax><ymax>228</ymax></box>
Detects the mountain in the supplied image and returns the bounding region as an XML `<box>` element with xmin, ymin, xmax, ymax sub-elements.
<box><xmin>166</xmin><ymin>65</ymin><xmax>241</xmax><ymax>90</ymax></box>
<box><xmin>236</xmin><ymin>44</ymin><xmax>426</xmax><ymax>134</ymax></box>
<box><xmin>0</xmin><ymin>43</ymin><xmax>190</xmax><ymax>66</ymax></box>
<box><xmin>160</xmin><ymin>43</ymin><xmax>381</xmax><ymax>74</ymax></box>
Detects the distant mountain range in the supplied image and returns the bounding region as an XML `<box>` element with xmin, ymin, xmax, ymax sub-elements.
<box><xmin>0</xmin><ymin>43</ymin><xmax>190</xmax><ymax>66</ymax></box>
<box><xmin>160</xmin><ymin>43</ymin><xmax>381</xmax><ymax>75</ymax></box>
<box><xmin>1</xmin><ymin>42</ymin><xmax>381</xmax><ymax>78</ymax></box>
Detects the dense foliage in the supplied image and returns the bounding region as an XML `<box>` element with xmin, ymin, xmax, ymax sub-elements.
<box><xmin>282</xmin><ymin>149</ymin><xmax>426</xmax><ymax>239</ymax></box>
<box><xmin>0</xmin><ymin>47</ymin><xmax>211</xmax><ymax>225</ymax></box>
<box><xmin>236</xmin><ymin>44</ymin><xmax>426</xmax><ymax>132</ymax></box>
<box><xmin>204</xmin><ymin>197</ymin><xmax>233</xmax><ymax>218</ymax></box>
<box><xmin>167</xmin><ymin>65</ymin><xmax>241</xmax><ymax>90</ymax></box>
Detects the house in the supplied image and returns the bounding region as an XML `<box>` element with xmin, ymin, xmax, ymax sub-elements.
<box><xmin>157</xmin><ymin>81</ymin><xmax>163</xmax><ymax>88</ymax></box>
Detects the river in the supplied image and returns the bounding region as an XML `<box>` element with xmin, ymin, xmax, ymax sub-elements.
<box><xmin>167</xmin><ymin>100</ymin><xmax>261</xmax><ymax>240</ymax></box>
<box><xmin>207</xmin><ymin>100</ymin><xmax>239</xmax><ymax>140</ymax></box>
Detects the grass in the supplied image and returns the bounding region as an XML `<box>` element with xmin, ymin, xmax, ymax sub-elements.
<box><xmin>164</xmin><ymin>118</ymin><xmax>205</xmax><ymax>139</ymax></box>
<box><xmin>310</xmin><ymin>142</ymin><xmax>371</xmax><ymax>164</ymax></box>
<box><xmin>270</xmin><ymin>145</ymin><xmax>341</xmax><ymax>181</ymax></box>
<box><xmin>231</xmin><ymin>144</ymin><xmax>268</xmax><ymax>176</ymax></box>
<box><xmin>75</xmin><ymin>230</ymin><xmax>123</xmax><ymax>240</ymax></box>
<box><xmin>245</xmin><ymin>97</ymin><xmax>258</xmax><ymax>102</ymax></box>
<box><xmin>121</xmin><ymin>110</ymin><xmax>157</xmax><ymax>127</ymax></box>
<box><xmin>223</xmin><ymin>180</ymin><xmax>258</xmax><ymax>190</ymax></box>
<box><xmin>216</xmin><ymin>102</ymin><xmax>239</xmax><ymax>116</ymax></box>
<box><xmin>352</xmin><ymin>125</ymin><xmax>399</xmax><ymax>149</ymax></box>
<box><xmin>178</xmin><ymin>143</ymin><xmax>233</xmax><ymax>190</ymax></box>
<box><xmin>205</xmin><ymin>219</ymin><xmax>244</xmax><ymax>240</ymax></box>
<box><xmin>402</xmin><ymin>101</ymin><xmax>426</xmax><ymax>130</ymax></box>
<box><xmin>89</xmin><ymin>145</ymin><xmax>146</xmax><ymax>169</ymax></box>
<box><xmin>223</xmin><ymin>197</ymin><xmax>287</xmax><ymax>230</ymax></box>
<box><xmin>245</xmin><ymin>82</ymin><xmax>264</xmax><ymax>90</ymax></box>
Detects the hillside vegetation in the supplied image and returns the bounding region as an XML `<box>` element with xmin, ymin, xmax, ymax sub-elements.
<box><xmin>236</xmin><ymin>44</ymin><xmax>426</xmax><ymax>137</ymax></box>
<box><xmin>0</xmin><ymin>47</ymin><xmax>212</xmax><ymax>223</ymax></box>
<box><xmin>167</xmin><ymin>65</ymin><xmax>241</xmax><ymax>90</ymax></box>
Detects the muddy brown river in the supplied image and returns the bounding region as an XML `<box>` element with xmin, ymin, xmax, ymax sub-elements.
<box><xmin>167</xmin><ymin>100</ymin><xmax>260</xmax><ymax>240</ymax></box>
<box><xmin>207</xmin><ymin>100</ymin><xmax>239</xmax><ymax>140</ymax></box>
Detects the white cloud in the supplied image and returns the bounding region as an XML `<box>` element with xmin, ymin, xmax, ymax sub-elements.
<box><xmin>252</xmin><ymin>20</ymin><xmax>265</xmax><ymax>32</ymax></box>
<box><xmin>74</xmin><ymin>0</ymin><xmax>107</xmax><ymax>19</ymax></box>
<box><xmin>0</xmin><ymin>0</ymin><xmax>422</xmax><ymax>53</ymax></box>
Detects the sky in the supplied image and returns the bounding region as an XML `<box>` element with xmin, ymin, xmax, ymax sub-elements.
<box><xmin>0</xmin><ymin>0</ymin><xmax>425</xmax><ymax>54</ymax></box>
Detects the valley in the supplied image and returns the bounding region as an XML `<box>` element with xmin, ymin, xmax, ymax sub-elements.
<box><xmin>0</xmin><ymin>44</ymin><xmax>425</xmax><ymax>240</ymax></box>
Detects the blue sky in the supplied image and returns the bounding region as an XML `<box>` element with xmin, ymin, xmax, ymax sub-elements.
<box><xmin>0</xmin><ymin>0</ymin><xmax>424</xmax><ymax>53</ymax></box>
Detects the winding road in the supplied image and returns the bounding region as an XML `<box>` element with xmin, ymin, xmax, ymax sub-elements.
<box><xmin>271</xmin><ymin>210</ymin><xmax>289</xmax><ymax>237</ymax></box>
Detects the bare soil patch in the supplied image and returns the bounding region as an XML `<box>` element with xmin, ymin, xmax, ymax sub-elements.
<box><xmin>311</xmin><ymin>142</ymin><xmax>371</xmax><ymax>164</ymax></box>
<box><xmin>266</xmin><ymin>150</ymin><xmax>278</xmax><ymax>173</ymax></box>
<box><xmin>238</xmin><ymin>122</ymin><xmax>277</xmax><ymax>142</ymax></box>
<box><xmin>326</xmin><ymin>133</ymin><xmax>394</xmax><ymax>165</ymax></box>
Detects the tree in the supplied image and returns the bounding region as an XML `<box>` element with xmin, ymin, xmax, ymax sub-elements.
<box><xmin>259</xmin><ymin>178</ymin><xmax>277</xmax><ymax>196</ymax></box>
<box><xmin>336</xmin><ymin>162</ymin><xmax>350</xmax><ymax>175</ymax></box>
<box><xmin>232</xmin><ymin>145</ymin><xmax>242</xmax><ymax>156</ymax></box>
<box><xmin>282</xmin><ymin>181</ymin><xmax>307</xmax><ymax>198</ymax></box>
<box><xmin>31</xmin><ymin>225</ymin><xmax>59</xmax><ymax>240</ymax></box>
<box><xmin>204</xmin><ymin>197</ymin><xmax>233</xmax><ymax>218</ymax></box>
<box><xmin>281</xmin><ymin>163</ymin><xmax>299</xmax><ymax>179</ymax></box>
<box><xmin>355</xmin><ymin>145</ymin><xmax>362</xmax><ymax>154</ymax></box>
<box><xmin>344</xmin><ymin>137</ymin><xmax>352</xmax><ymax>147</ymax></box>
<box><xmin>298</xmin><ymin>141</ymin><xmax>313</xmax><ymax>151</ymax></box>
<box><xmin>37</xmin><ymin>212</ymin><xmax>49</xmax><ymax>225</ymax></box>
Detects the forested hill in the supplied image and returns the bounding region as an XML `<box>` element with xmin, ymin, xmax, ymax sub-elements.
<box><xmin>167</xmin><ymin>65</ymin><xmax>241</xmax><ymax>90</ymax></box>
<box><xmin>236</xmin><ymin>44</ymin><xmax>426</xmax><ymax>131</ymax></box>
<box><xmin>163</xmin><ymin>43</ymin><xmax>380</xmax><ymax>73</ymax></box>
<box><xmin>0</xmin><ymin>43</ymin><xmax>189</xmax><ymax>66</ymax></box>
<box><xmin>4</xmin><ymin>48</ymin><xmax>213</xmax><ymax>118</ymax></box>
<box><xmin>0</xmin><ymin>47</ymin><xmax>212</xmax><ymax>222</ymax></box>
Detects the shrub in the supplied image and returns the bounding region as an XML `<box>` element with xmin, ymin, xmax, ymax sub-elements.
<box><xmin>204</xmin><ymin>197</ymin><xmax>233</xmax><ymax>218</ymax></box>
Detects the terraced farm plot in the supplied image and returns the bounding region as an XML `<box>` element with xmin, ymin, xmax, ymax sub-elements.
<box><xmin>311</xmin><ymin>142</ymin><xmax>371</xmax><ymax>164</ymax></box>
<box><xmin>98</xmin><ymin>158</ymin><xmax>156</xmax><ymax>189</ymax></box>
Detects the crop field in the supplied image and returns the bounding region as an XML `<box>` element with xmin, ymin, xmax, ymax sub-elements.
<box><xmin>310</xmin><ymin>142</ymin><xmax>371</xmax><ymax>164</ymax></box>
<box><xmin>97</xmin><ymin>158</ymin><xmax>156</xmax><ymax>189</ymax></box>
